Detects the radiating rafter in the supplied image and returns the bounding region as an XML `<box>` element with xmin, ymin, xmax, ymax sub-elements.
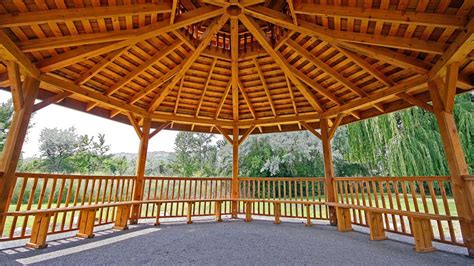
<box><xmin>254</xmin><ymin>58</ymin><xmax>277</xmax><ymax>117</ymax></box>
<box><xmin>86</xmin><ymin>40</ymin><xmax>183</xmax><ymax>111</ymax></box>
<box><xmin>215</xmin><ymin>81</ymin><xmax>232</xmax><ymax>119</ymax></box>
<box><xmin>148</xmin><ymin>14</ymin><xmax>230</xmax><ymax>112</ymax></box>
<box><xmin>239</xmin><ymin>14</ymin><xmax>325</xmax><ymax>113</ymax></box>
<box><xmin>196</xmin><ymin>58</ymin><xmax>218</xmax><ymax>117</ymax></box>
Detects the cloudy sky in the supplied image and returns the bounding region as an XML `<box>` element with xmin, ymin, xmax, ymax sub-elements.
<box><xmin>1</xmin><ymin>90</ymin><xmax>178</xmax><ymax>158</ymax></box>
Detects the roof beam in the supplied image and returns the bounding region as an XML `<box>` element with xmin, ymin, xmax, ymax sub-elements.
<box><xmin>76</xmin><ymin>48</ymin><xmax>127</xmax><ymax>85</ymax></box>
<box><xmin>196</xmin><ymin>58</ymin><xmax>218</xmax><ymax>116</ymax></box>
<box><xmin>0</xmin><ymin>30</ymin><xmax>40</xmax><ymax>78</ymax></box>
<box><xmin>5</xmin><ymin>61</ymin><xmax>23</xmax><ymax>111</ymax></box>
<box><xmin>245</xmin><ymin>6</ymin><xmax>446</xmax><ymax>54</ymax></box>
<box><xmin>428</xmin><ymin>18</ymin><xmax>474</xmax><ymax>79</ymax></box>
<box><xmin>33</xmin><ymin>91</ymin><xmax>72</xmax><ymax>112</ymax></box>
<box><xmin>39</xmin><ymin>74</ymin><xmax>149</xmax><ymax>117</ymax></box>
<box><xmin>0</xmin><ymin>3</ymin><xmax>172</xmax><ymax>28</ymax></box>
<box><xmin>244</xmin><ymin>6</ymin><xmax>433</xmax><ymax>73</ymax></box>
<box><xmin>148</xmin><ymin>14</ymin><xmax>230</xmax><ymax>112</ymax></box>
<box><xmin>215</xmin><ymin>81</ymin><xmax>232</xmax><ymax>119</ymax></box>
<box><xmin>239</xmin><ymin>14</ymin><xmax>324</xmax><ymax>113</ymax></box>
<box><xmin>238</xmin><ymin>81</ymin><xmax>257</xmax><ymax>119</ymax></box>
<box><xmin>231</xmin><ymin>17</ymin><xmax>240</xmax><ymax>122</ymax></box>
<box><xmin>322</xmin><ymin>75</ymin><xmax>428</xmax><ymax>118</ymax></box>
<box><xmin>35</xmin><ymin>6</ymin><xmax>223</xmax><ymax>72</ymax></box>
<box><xmin>254</xmin><ymin>58</ymin><xmax>277</xmax><ymax>117</ymax></box>
<box><xmin>294</xmin><ymin>4</ymin><xmax>466</xmax><ymax>29</ymax></box>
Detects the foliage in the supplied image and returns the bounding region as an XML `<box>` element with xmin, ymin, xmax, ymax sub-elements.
<box><xmin>343</xmin><ymin>93</ymin><xmax>473</xmax><ymax>176</ymax></box>
<box><xmin>19</xmin><ymin>127</ymin><xmax>128</xmax><ymax>175</ymax></box>
<box><xmin>0</xmin><ymin>99</ymin><xmax>14</xmax><ymax>151</ymax></box>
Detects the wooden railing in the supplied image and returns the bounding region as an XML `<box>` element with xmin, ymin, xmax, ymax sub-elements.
<box><xmin>1</xmin><ymin>173</ymin><xmax>135</xmax><ymax>240</ymax></box>
<box><xmin>1</xmin><ymin>173</ymin><xmax>464</xmax><ymax>249</ymax></box>
<box><xmin>237</xmin><ymin>177</ymin><xmax>329</xmax><ymax>220</ymax></box>
<box><xmin>139</xmin><ymin>176</ymin><xmax>232</xmax><ymax>219</ymax></box>
<box><xmin>333</xmin><ymin>176</ymin><xmax>462</xmax><ymax>246</ymax></box>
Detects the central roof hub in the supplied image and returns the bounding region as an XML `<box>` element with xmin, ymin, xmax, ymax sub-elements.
<box><xmin>226</xmin><ymin>4</ymin><xmax>242</xmax><ymax>17</ymax></box>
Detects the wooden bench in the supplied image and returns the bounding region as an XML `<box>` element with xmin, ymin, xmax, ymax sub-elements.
<box><xmin>326</xmin><ymin>202</ymin><xmax>458</xmax><ymax>252</ymax></box>
<box><xmin>138</xmin><ymin>198</ymin><xmax>231</xmax><ymax>225</ymax></box>
<box><xmin>2</xmin><ymin>201</ymin><xmax>135</xmax><ymax>249</ymax></box>
<box><xmin>238</xmin><ymin>199</ymin><xmax>324</xmax><ymax>227</ymax></box>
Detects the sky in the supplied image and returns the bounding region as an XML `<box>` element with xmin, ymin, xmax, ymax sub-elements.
<box><xmin>0</xmin><ymin>90</ymin><xmax>178</xmax><ymax>158</ymax></box>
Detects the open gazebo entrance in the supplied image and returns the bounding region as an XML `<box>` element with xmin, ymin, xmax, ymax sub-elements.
<box><xmin>0</xmin><ymin>0</ymin><xmax>473</xmax><ymax>258</ymax></box>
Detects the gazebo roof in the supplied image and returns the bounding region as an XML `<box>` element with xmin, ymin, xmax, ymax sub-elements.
<box><xmin>0</xmin><ymin>0</ymin><xmax>472</xmax><ymax>135</ymax></box>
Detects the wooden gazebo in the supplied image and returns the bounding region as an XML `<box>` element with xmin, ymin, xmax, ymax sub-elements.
<box><xmin>0</xmin><ymin>0</ymin><xmax>472</xmax><ymax>256</ymax></box>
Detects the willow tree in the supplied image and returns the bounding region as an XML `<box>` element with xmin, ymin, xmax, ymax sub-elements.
<box><xmin>342</xmin><ymin>93</ymin><xmax>473</xmax><ymax>176</ymax></box>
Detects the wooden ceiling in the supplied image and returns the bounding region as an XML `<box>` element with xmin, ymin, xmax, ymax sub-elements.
<box><xmin>0</xmin><ymin>0</ymin><xmax>473</xmax><ymax>136</ymax></box>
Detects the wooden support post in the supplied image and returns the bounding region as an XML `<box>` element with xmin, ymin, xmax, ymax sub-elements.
<box><xmin>155</xmin><ymin>203</ymin><xmax>162</xmax><ymax>226</ymax></box>
<box><xmin>410</xmin><ymin>217</ymin><xmax>435</xmax><ymax>252</ymax></box>
<box><xmin>0</xmin><ymin>76</ymin><xmax>40</xmax><ymax>235</ymax></box>
<box><xmin>130</xmin><ymin>118</ymin><xmax>151</xmax><ymax>224</ymax></box>
<box><xmin>26</xmin><ymin>213</ymin><xmax>53</xmax><ymax>249</ymax></box>
<box><xmin>245</xmin><ymin>202</ymin><xmax>252</xmax><ymax>222</ymax></box>
<box><xmin>305</xmin><ymin>204</ymin><xmax>312</xmax><ymax>227</ymax></box>
<box><xmin>335</xmin><ymin>207</ymin><xmax>352</xmax><ymax>232</ymax></box>
<box><xmin>215</xmin><ymin>200</ymin><xmax>222</xmax><ymax>222</ymax></box>
<box><xmin>367</xmin><ymin>211</ymin><xmax>387</xmax><ymax>241</ymax></box>
<box><xmin>77</xmin><ymin>208</ymin><xmax>98</xmax><ymax>238</ymax></box>
<box><xmin>187</xmin><ymin>202</ymin><xmax>193</xmax><ymax>224</ymax></box>
<box><xmin>274</xmin><ymin>202</ymin><xmax>281</xmax><ymax>224</ymax></box>
<box><xmin>321</xmin><ymin>118</ymin><xmax>337</xmax><ymax>225</ymax></box>
<box><xmin>429</xmin><ymin>81</ymin><xmax>474</xmax><ymax>257</ymax></box>
<box><xmin>231</xmin><ymin>126</ymin><xmax>239</xmax><ymax>218</ymax></box>
<box><xmin>114</xmin><ymin>204</ymin><xmax>131</xmax><ymax>230</ymax></box>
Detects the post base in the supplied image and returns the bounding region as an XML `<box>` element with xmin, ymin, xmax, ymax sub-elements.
<box><xmin>76</xmin><ymin>233</ymin><xmax>95</xmax><ymax>239</ymax></box>
<box><xmin>26</xmin><ymin>242</ymin><xmax>48</xmax><ymax>249</ymax></box>
<box><xmin>113</xmin><ymin>226</ymin><xmax>129</xmax><ymax>230</ymax></box>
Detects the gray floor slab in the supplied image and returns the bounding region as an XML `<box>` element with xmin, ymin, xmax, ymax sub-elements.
<box><xmin>0</xmin><ymin>219</ymin><xmax>472</xmax><ymax>265</ymax></box>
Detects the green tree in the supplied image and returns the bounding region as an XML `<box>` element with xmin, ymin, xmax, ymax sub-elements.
<box><xmin>168</xmin><ymin>132</ymin><xmax>218</xmax><ymax>177</ymax></box>
<box><xmin>39</xmin><ymin>127</ymin><xmax>81</xmax><ymax>173</ymax></box>
<box><xmin>0</xmin><ymin>99</ymin><xmax>14</xmax><ymax>151</ymax></box>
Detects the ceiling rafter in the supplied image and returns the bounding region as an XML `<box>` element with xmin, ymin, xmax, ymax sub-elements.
<box><xmin>244</xmin><ymin>6</ymin><xmax>433</xmax><ymax>74</ymax></box>
<box><xmin>230</xmin><ymin>17</ymin><xmax>240</xmax><ymax>122</ymax></box>
<box><xmin>239</xmin><ymin>13</ymin><xmax>325</xmax><ymax>113</ymax></box>
<box><xmin>215</xmin><ymin>81</ymin><xmax>232</xmax><ymax>119</ymax></box>
<box><xmin>238</xmin><ymin>81</ymin><xmax>257</xmax><ymax>119</ymax></box>
<box><xmin>86</xmin><ymin>40</ymin><xmax>183</xmax><ymax>111</ymax></box>
<box><xmin>293</xmin><ymin>4</ymin><xmax>467</xmax><ymax>29</ymax></box>
<box><xmin>254</xmin><ymin>58</ymin><xmax>277</xmax><ymax>117</ymax></box>
<box><xmin>196</xmin><ymin>58</ymin><xmax>218</xmax><ymax>117</ymax></box>
<box><xmin>148</xmin><ymin>13</ymin><xmax>230</xmax><ymax>112</ymax></box>
<box><xmin>0</xmin><ymin>3</ymin><xmax>173</xmax><ymax>28</ymax></box>
<box><xmin>35</xmin><ymin>6</ymin><xmax>223</xmax><ymax>72</ymax></box>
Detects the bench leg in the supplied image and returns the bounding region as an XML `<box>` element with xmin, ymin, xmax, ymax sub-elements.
<box><xmin>155</xmin><ymin>203</ymin><xmax>162</xmax><ymax>226</ymax></box>
<box><xmin>367</xmin><ymin>211</ymin><xmax>387</xmax><ymax>241</ymax></box>
<box><xmin>245</xmin><ymin>202</ymin><xmax>252</xmax><ymax>222</ymax></box>
<box><xmin>114</xmin><ymin>205</ymin><xmax>131</xmax><ymax>230</ymax></box>
<box><xmin>410</xmin><ymin>217</ymin><xmax>435</xmax><ymax>252</ymax></box>
<box><xmin>187</xmin><ymin>202</ymin><xmax>193</xmax><ymax>224</ymax></box>
<box><xmin>335</xmin><ymin>207</ymin><xmax>352</xmax><ymax>232</ymax></box>
<box><xmin>26</xmin><ymin>213</ymin><xmax>53</xmax><ymax>249</ymax></box>
<box><xmin>77</xmin><ymin>208</ymin><xmax>97</xmax><ymax>238</ymax></box>
<box><xmin>215</xmin><ymin>201</ymin><xmax>222</xmax><ymax>222</ymax></box>
<box><xmin>305</xmin><ymin>204</ymin><xmax>312</xmax><ymax>227</ymax></box>
<box><xmin>274</xmin><ymin>203</ymin><xmax>281</xmax><ymax>225</ymax></box>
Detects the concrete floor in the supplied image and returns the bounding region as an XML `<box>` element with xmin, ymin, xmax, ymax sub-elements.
<box><xmin>0</xmin><ymin>219</ymin><xmax>472</xmax><ymax>265</ymax></box>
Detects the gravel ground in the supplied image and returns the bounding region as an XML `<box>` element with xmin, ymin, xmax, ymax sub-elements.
<box><xmin>0</xmin><ymin>219</ymin><xmax>472</xmax><ymax>265</ymax></box>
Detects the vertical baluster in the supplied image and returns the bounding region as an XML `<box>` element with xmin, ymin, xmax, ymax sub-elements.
<box><xmin>385</xmin><ymin>181</ymin><xmax>397</xmax><ymax>232</ymax></box>
<box><xmin>9</xmin><ymin>177</ymin><xmax>28</xmax><ymax>238</ymax></box>
<box><xmin>408</xmin><ymin>181</ymin><xmax>420</xmax><ymax>213</ymax></box>
<box><xmin>428</xmin><ymin>180</ymin><xmax>445</xmax><ymax>242</ymax></box>
<box><xmin>60</xmin><ymin>179</ymin><xmax>74</xmax><ymax>231</ymax></box>
<box><xmin>52</xmin><ymin>178</ymin><xmax>66</xmax><ymax>232</ymax></box>
<box><xmin>439</xmin><ymin>182</ymin><xmax>456</xmax><ymax>242</ymax></box>
<box><xmin>393</xmin><ymin>180</ymin><xmax>406</xmax><ymax>233</ymax></box>
<box><xmin>377</xmin><ymin>181</ymin><xmax>389</xmax><ymax>230</ymax></box>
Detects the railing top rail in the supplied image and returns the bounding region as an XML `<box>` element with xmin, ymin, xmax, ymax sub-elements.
<box><xmin>238</xmin><ymin>177</ymin><xmax>324</xmax><ymax>180</ymax></box>
<box><xmin>15</xmin><ymin>172</ymin><xmax>137</xmax><ymax>179</ymax></box>
<box><xmin>144</xmin><ymin>176</ymin><xmax>232</xmax><ymax>180</ymax></box>
<box><xmin>333</xmin><ymin>176</ymin><xmax>451</xmax><ymax>181</ymax></box>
